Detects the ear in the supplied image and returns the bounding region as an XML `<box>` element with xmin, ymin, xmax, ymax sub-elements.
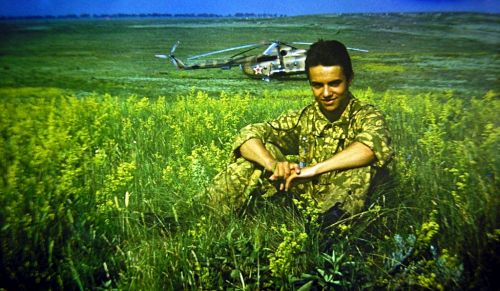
<box><xmin>347</xmin><ymin>74</ymin><xmax>354</xmax><ymax>86</ymax></box>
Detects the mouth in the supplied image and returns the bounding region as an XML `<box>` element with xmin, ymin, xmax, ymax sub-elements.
<box><xmin>321</xmin><ymin>97</ymin><xmax>338</xmax><ymax>105</ymax></box>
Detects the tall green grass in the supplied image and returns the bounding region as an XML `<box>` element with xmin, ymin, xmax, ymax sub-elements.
<box><xmin>0</xmin><ymin>87</ymin><xmax>498</xmax><ymax>289</ymax></box>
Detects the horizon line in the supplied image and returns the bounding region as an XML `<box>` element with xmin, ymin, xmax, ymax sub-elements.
<box><xmin>1</xmin><ymin>10</ymin><xmax>498</xmax><ymax>20</ymax></box>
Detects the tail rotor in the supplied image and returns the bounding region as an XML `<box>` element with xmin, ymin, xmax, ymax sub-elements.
<box><xmin>155</xmin><ymin>41</ymin><xmax>184</xmax><ymax>69</ymax></box>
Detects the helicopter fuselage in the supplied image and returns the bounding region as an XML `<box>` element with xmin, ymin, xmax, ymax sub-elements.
<box><xmin>157</xmin><ymin>41</ymin><xmax>354</xmax><ymax>80</ymax></box>
<box><xmin>241</xmin><ymin>48</ymin><xmax>307</xmax><ymax>78</ymax></box>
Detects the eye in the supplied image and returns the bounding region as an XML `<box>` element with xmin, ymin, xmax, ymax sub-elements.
<box><xmin>310</xmin><ymin>82</ymin><xmax>323</xmax><ymax>89</ymax></box>
<box><xmin>328</xmin><ymin>80</ymin><xmax>342</xmax><ymax>87</ymax></box>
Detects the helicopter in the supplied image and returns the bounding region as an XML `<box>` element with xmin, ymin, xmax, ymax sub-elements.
<box><xmin>155</xmin><ymin>40</ymin><xmax>368</xmax><ymax>81</ymax></box>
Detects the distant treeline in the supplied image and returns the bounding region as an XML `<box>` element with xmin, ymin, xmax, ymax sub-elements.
<box><xmin>0</xmin><ymin>12</ymin><xmax>287</xmax><ymax>20</ymax></box>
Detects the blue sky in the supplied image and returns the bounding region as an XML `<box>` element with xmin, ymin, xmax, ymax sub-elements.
<box><xmin>1</xmin><ymin>0</ymin><xmax>499</xmax><ymax>17</ymax></box>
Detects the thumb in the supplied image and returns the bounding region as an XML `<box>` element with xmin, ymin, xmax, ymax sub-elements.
<box><xmin>294</xmin><ymin>165</ymin><xmax>301</xmax><ymax>174</ymax></box>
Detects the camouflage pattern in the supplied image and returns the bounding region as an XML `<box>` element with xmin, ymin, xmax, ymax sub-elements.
<box><xmin>207</xmin><ymin>94</ymin><xmax>393</xmax><ymax>216</ymax></box>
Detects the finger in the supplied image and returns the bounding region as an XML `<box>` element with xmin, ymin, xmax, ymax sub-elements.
<box><xmin>271</xmin><ymin>163</ymin><xmax>282</xmax><ymax>180</ymax></box>
<box><xmin>276</xmin><ymin>162</ymin><xmax>283</xmax><ymax>178</ymax></box>
<box><xmin>285</xmin><ymin>174</ymin><xmax>295</xmax><ymax>191</ymax></box>
<box><xmin>292</xmin><ymin>164</ymin><xmax>301</xmax><ymax>174</ymax></box>
<box><xmin>269</xmin><ymin>162</ymin><xmax>280</xmax><ymax>180</ymax></box>
<box><xmin>284</xmin><ymin>162</ymin><xmax>291</xmax><ymax>177</ymax></box>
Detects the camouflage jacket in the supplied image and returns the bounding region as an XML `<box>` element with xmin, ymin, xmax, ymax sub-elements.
<box><xmin>232</xmin><ymin>94</ymin><xmax>393</xmax><ymax>214</ymax></box>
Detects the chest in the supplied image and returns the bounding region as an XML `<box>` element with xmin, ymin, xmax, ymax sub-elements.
<box><xmin>299</xmin><ymin>119</ymin><xmax>360</xmax><ymax>164</ymax></box>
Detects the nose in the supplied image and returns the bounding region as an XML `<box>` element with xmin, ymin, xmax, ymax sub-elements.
<box><xmin>322</xmin><ymin>85</ymin><xmax>332</xmax><ymax>97</ymax></box>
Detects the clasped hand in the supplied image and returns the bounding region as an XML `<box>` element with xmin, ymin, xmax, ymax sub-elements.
<box><xmin>268</xmin><ymin>161</ymin><xmax>316</xmax><ymax>191</ymax></box>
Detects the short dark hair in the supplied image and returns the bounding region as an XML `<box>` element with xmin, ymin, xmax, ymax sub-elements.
<box><xmin>305</xmin><ymin>40</ymin><xmax>354</xmax><ymax>81</ymax></box>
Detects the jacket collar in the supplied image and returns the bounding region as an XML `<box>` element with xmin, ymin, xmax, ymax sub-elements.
<box><xmin>312</xmin><ymin>92</ymin><xmax>356</xmax><ymax>135</ymax></box>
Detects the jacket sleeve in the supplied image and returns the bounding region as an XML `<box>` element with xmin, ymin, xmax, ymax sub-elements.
<box><xmin>232</xmin><ymin>109</ymin><xmax>303</xmax><ymax>157</ymax></box>
<box><xmin>353</xmin><ymin>106</ymin><xmax>393</xmax><ymax>168</ymax></box>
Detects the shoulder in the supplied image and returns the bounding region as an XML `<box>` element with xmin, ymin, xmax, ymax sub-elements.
<box><xmin>268</xmin><ymin>104</ymin><xmax>315</xmax><ymax>129</ymax></box>
<box><xmin>350</xmin><ymin>97</ymin><xmax>385</xmax><ymax>117</ymax></box>
<box><xmin>348</xmin><ymin>97</ymin><xmax>388</xmax><ymax>129</ymax></box>
<box><xmin>350</xmin><ymin>97</ymin><xmax>377</xmax><ymax>111</ymax></box>
<box><xmin>279</xmin><ymin>103</ymin><xmax>315</xmax><ymax>118</ymax></box>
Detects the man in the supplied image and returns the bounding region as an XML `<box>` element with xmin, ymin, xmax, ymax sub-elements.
<box><xmin>207</xmin><ymin>40</ymin><xmax>393</xmax><ymax>223</ymax></box>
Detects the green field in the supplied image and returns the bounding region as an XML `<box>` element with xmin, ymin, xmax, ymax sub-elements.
<box><xmin>0</xmin><ymin>13</ymin><xmax>499</xmax><ymax>289</ymax></box>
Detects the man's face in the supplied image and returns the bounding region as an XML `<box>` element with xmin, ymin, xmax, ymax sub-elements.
<box><xmin>309</xmin><ymin>65</ymin><xmax>352</xmax><ymax>121</ymax></box>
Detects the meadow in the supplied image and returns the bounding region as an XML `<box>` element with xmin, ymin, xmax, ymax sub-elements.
<box><xmin>0</xmin><ymin>13</ymin><xmax>499</xmax><ymax>289</ymax></box>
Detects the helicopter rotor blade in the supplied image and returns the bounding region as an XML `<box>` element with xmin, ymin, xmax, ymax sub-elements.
<box><xmin>170</xmin><ymin>41</ymin><xmax>180</xmax><ymax>55</ymax></box>
<box><xmin>290</xmin><ymin>41</ymin><xmax>313</xmax><ymax>45</ymax></box>
<box><xmin>171</xmin><ymin>58</ymin><xmax>178</xmax><ymax>67</ymax></box>
<box><xmin>347</xmin><ymin>47</ymin><xmax>369</xmax><ymax>52</ymax></box>
<box><xmin>230</xmin><ymin>46</ymin><xmax>261</xmax><ymax>58</ymax></box>
<box><xmin>291</xmin><ymin>41</ymin><xmax>368</xmax><ymax>52</ymax></box>
<box><xmin>263</xmin><ymin>42</ymin><xmax>278</xmax><ymax>55</ymax></box>
<box><xmin>187</xmin><ymin>43</ymin><xmax>262</xmax><ymax>60</ymax></box>
<box><xmin>155</xmin><ymin>54</ymin><xmax>179</xmax><ymax>67</ymax></box>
